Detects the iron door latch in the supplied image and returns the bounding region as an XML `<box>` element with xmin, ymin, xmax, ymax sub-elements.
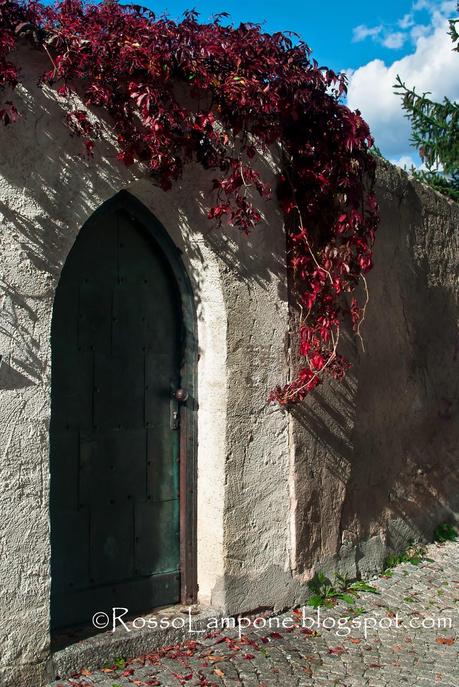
<box><xmin>170</xmin><ymin>387</ymin><xmax>188</xmax><ymax>430</ymax></box>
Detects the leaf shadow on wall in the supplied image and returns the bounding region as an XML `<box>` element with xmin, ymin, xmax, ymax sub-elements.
<box><xmin>289</xmin><ymin>178</ymin><xmax>459</xmax><ymax>577</ymax></box>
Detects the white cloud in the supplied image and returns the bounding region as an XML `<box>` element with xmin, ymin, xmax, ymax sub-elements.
<box><xmin>415</xmin><ymin>0</ymin><xmax>457</xmax><ymax>13</ymax></box>
<box><xmin>399</xmin><ymin>13</ymin><xmax>415</xmax><ymax>29</ymax></box>
<box><xmin>382</xmin><ymin>32</ymin><xmax>406</xmax><ymax>49</ymax></box>
<box><xmin>413</xmin><ymin>0</ymin><xmax>430</xmax><ymax>10</ymax></box>
<box><xmin>351</xmin><ymin>0</ymin><xmax>458</xmax><ymax>53</ymax></box>
<box><xmin>389</xmin><ymin>155</ymin><xmax>422</xmax><ymax>170</ymax></box>
<box><xmin>352</xmin><ymin>24</ymin><xmax>383</xmax><ymax>43</ymax></box>
<box><xmin>347</xmin><ymin>7</ymin><xmax>459</xmax><ymax>163</ymax></box>
<box><xmin>410</xmin><ymin>24</ymin><xmax>430</xmax><ymax>41</ymax></box>
<box><xmin>352</xmin><ymin>24</ymin><xmax>406</xmax><ymax>51</ymax></box>
<box><xmin>413</xmin><ymin>0</ymin><xmax>456</xmax><ymax>11</ymax></box>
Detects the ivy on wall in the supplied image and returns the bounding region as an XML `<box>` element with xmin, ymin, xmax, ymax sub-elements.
<box><xmin>0</xmin><ymin>0</ymin><xmax>379</xmax><ymax>405</ymax></box>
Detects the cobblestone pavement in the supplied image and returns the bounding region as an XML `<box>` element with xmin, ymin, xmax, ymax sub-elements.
<box><xmin>49</xmin><ymin>540</ymin><xmax>459</xmax><ymax>687</ymax></box>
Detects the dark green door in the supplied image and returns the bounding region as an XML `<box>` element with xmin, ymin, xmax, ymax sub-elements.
<box><xmin>50</xmin><ymin>199</ymin><xmax>183</xmax><ymax>629</ymax></box>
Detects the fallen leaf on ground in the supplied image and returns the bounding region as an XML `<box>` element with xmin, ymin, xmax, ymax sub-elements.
<box><xmin>436</xmin><ymin>636</ymin><xmax>455</xmax><ymax>645</ymax></box>
<box><xmin>328</xmin><ymin>646</ymin><xmax>345</xmax><ymax>655</ymax></box>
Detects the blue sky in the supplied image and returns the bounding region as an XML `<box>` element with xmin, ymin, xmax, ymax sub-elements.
<box><xmin>122</xmin><ymin>0</ymin><xmax>459</xmax><ymax>167</ymax></box>
<box><xmin>132</xmin><ymin>0</ymin><xmax>459</xmax><ymax>167</ymax></box>
<box><xmin>137</xmin><ymin>0</ymin><xmax>433</xmax><ymax>72</ymax></box>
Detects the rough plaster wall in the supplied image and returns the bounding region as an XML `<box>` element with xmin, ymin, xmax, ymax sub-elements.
<box><xmin>1</xmin><ymin>46</ymin><xmax>458</xmax><ymax>687</ymax></box>
<box><xmin>290</xmin><ymin>159</ymin><xmax>459</xmax><ymax>580</ymax></box>
<box><xmin>0</xmin><ymin>48</ymin><xmax>291</xmax><ymax>685</ymax></box>
<box><xmin>219</xmin><ymin>198</ymin><xmax>298</xmax><ymax>616</ymax></box>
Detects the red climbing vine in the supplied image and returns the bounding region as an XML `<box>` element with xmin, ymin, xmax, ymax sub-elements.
<box><xmin>0</xmin><ymin>0</ymin><xmax>379</xmax><ymax>405</ymax></box>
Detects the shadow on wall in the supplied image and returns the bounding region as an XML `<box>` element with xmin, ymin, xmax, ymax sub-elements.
<box><xmin>6</xmin><ymin>45</ymin><xmax>457</xmax><ymax>588</ymax></box>
<box><xmin>0</xmin><ymin>273</ymin><xmax>47</xmax><ymax>387</ymax></box>
<box><xmin>0</xmin><ymin>45</ymin><xmax>287</xmax><ymax>391</ymax></box>
<box><xmin>291</xmin><ymin>168</ymin><xmax>459</xmax><ymax>575</ymax></box>
<box><xmin>0</xmin><ymin>354</ymin><xmax>37</xmax><ymax>389</ymax></box>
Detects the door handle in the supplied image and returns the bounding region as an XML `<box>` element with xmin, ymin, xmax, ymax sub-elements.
<box><xmin>173</xmin><ymin>388</ymin><xmax>189</xmax><ymax>402</ymax></box>
<box><xmin>170</xmin><ymin>388</ymin><xmax>188</xmax><ymax>430</ymax></box>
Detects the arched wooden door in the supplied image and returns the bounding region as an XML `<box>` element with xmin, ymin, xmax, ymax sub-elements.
<box><xmin>50</xmin><ymin>192</ymin><xmax>196</xmax><ymax>630</ymax></box>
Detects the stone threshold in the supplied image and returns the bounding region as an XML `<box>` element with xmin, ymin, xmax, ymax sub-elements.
<box><xmin>49</xmin><ymin>604</ymin><xmax>222</xmax><ymax>683</ymax></box>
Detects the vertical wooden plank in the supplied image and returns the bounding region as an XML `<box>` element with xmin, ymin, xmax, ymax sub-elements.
<box><xmin>79</xmin><ymin>429</ymin><xmax>147</xmax><ymax>506</ymax></box>
<box><xmin>134</xmin><ymin>500</ymin><xmax>180</xmax><ymax>576</ymax></box>
<box><xmin>90</xmin><ymin>503</ymin><xmax>134</xmax><ymax>584</ymax></box>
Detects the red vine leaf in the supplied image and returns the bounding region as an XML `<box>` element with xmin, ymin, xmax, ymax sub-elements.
<box><xmin>0</xmin><ymin>0</ymin><xmax>379</xmax><ymax>404</ymax></box>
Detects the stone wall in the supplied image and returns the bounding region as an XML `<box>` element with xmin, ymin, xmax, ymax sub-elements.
<box><xmin>0</xmin><ymin>46</ymin><xmax>457</xmax><ymax>687</ymax></box>
<box><xmin>0</xmin><ymin>48</ymin><xmax>293</xmax><ymax>686</ymax></box>
<box><xmin>289</xmin><ymin>159</ymin><xmax>459</xmax><ymax>581</ymax></box>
